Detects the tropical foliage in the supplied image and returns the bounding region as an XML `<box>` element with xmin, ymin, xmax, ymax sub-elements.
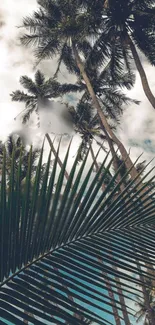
<box><xmin>0</xmin><ymin>144</ymin><xmax>155</xmax><ymax>324</ymax></box>
<box><xmin>2</xmin><ymin>0</ymin><xmax>155</xmax><ymax>324</ymax></box>
<box><xmin>11</xmin><ymin>70</ymin><xmax>79</xmax><ymax>125</ymax></box>
<box><xmin>0</xmin><ymin>134</ymin><xmax>40</xmax><ymax>183</ymax></box>
<box><xmin>19</xmin><ymin>0</ymin><xmax>144</xmax><ymax>182</ymax></box>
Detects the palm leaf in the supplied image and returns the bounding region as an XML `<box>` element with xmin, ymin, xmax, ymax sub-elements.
<box><xmin>1</xmin><ymin>143</ymin><xmax>155</xmax><ymax>324</ymax></box>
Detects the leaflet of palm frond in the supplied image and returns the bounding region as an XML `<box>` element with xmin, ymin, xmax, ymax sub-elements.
<box><xmin>85</xmin><ymin>30</ymin><xmax>111</xmax><ymax>69</ymax></box>
<box><xmin>76</xmin><ymin>40</ymin><xmax>93</xmax><ymax>60</ymax></box>
<box><xmin>99</xmin><ymin>66</ymin><xmax>135</xmax><ymax>90</ymax></box>
<box><xmin>20</xmin><ymin>75</ymin><xmax>39</xmax><ymax>95</ymax></box>
<box><xmin>59</xmin><ymin>83</ymin><xmax>81</xmax><ymax>95</ymax></box>
<box><xmin>22</xmin><ymin>106</ymin><xmax>36</xmax><ymax>124</ymax></box>
<box><xmin>76</xmin><ymin>102</ymin><xmax>93</xmax><ymax>123</ymax></box>
<box><xmin>10</xmin><ymin>90</ymin><xmax>35</xmax><ymax>104</ymax></box>
<box><xmin>58</xmin><ymin>44</ymin><xmax>79</xmax><ymax>75</ymax></box>
<box><xmin>109</xmin><ymin>42</ymin><xmax>127</xmax><ymax>82</ymax></box>
<box><xmin>34</xmin><ymin>70</ymin><xmax>45</xmax><ymax>86</ymax></box>
<box><xmin>99</xmin><ymin>88</ymin><xmax>136</xmax><ymax>111</ymax></box>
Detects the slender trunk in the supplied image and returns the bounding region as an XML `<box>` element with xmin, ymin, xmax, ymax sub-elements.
<box><xmin>91</xmin><ymin>147</ymin><xmax>128</xmax><ymax>325</ymax></box>
<box><xmin>114</xmin><ymin>275</ymin><xmax>131</xmax><ymax>325</ymax></box>
<box><xmin>127</xmin><ymin>35</ymin><xmax>155</xmax><ymax>110</ymax></box>
<box><xmin>72</xmin><ymin>43</ymin><xmax>141</xmax><ymax>183</ymax></box>
<box><xmin>135</xmin><ymin>246</ymin><xmax>155</xmax><ymax>325</ymax></box>
<box><xmin>45</xmin><ymin>133</ymin><xmax>69</xmax><ymax>180</ymax></box>
<box><xmin>98</xmin><ymin>256</ymin><xmax>122</xmax><ymax>325</ymax></box>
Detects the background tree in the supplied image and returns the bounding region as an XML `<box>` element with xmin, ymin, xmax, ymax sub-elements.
<box><xmin>80</xmin><ymin>0</ymin><xmax>155</xmax><ymax>109</ymax></box>
<box><xmin>11</xmin><ymin>70</ymin><xmax>79</xmax><ymax>180</ymax></box>
<box><xmin>20</xmin><ymin>0</ymin><xmax>142</xmax><ymax>183</ymax></box>
<box><xmin>11</xmin><ymin>69</ymin><xmax>79</xmax><ymax>125</ymax></box>
<box><xmin>0</xmin><ymin>134</ymin><xmax>40</xmax><ymax>183</ymax></box>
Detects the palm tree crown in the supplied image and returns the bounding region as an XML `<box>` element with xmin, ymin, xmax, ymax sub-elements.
<box><xmin>11</xmin><ymin>69</ymin><xmax>79</xmax><ymax>124</ymax></box>
<box><xmin>84</xmin><ymin>0</ymin><xmax>155</xmax><ymax>108</ymax></box>
<box><xmin>0</xmin><ymin>134</ymin><xmax>40</xmax><ymax>182</ymax></box>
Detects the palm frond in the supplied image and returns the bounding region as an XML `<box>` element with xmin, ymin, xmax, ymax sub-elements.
<box><xmin>35</xmin><ymin>70</ymin><xmax>45</xmax><ymax>86</ymax></box>
<box><xmin>10</xmin><ymin>90</ymin><xmax>35</xmax><ymax>104</ymax></box>
<box><xmin>1</xmin><ymin>143</ymin><xmax>155</xmax><ymax>324</ymax></box>
<box><xmin>19</xmin><ymin>75</ymin><xmax>39</xmax><ymax>95</ymax></box>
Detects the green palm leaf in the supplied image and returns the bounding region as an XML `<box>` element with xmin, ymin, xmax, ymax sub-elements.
<box><xmin>0</xmin><ymin>143</ymin><xmax>155</xmax><ymax>324</ymax></box>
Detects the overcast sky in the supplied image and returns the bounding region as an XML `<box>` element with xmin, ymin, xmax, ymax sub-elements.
<box><xmin>1</xmin><ymin>1</ymin><xmax>154</xmax><ymax>324</ymax></box>
<box><xmin>1</xmin><ymin>0</ymin><xmax>155</xmax><ymax>169</ymax></box>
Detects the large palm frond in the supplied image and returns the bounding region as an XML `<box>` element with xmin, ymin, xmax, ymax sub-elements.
<box><xmin>1</xmin><ymin>143</ymin><xmax>155</xmax><ymax>324</ymax></box>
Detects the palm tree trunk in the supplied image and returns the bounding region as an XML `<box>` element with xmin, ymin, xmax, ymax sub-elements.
<box><xmin>91</xmin><ymin>146</ymin><xmax>130</xmax><ymax>325</ymax></box>
<box><xmin>127</xmin><ymin>35</ymin><xmax>155</xmax><ymax>110</ymax></box>
<box><xmin>135</xmin><ymin>247</ymin><xmax>155</xmax><ymax>325</ymax></box>
<box><xmin>72</xmin><ymin>43</ymin><xmax>141</xmax><ymax>183</ymax></box>
<box><xmin>114</xmin><ymin>274</ymin><xmax>131</xmax><ymax>325</ymax></box>
<box><xmin>45</xmin><ymin>133</ymin><xmax>69</xmax><ymax>180</ymax></box>
<box><xmin>98</xmin><ymin>256</ymin><xmax>122</xmax><ymax>325</ymax></box>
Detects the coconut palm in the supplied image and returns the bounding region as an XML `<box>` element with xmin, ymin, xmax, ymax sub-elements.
<box><xmin>69</xmin><ymin>102</ymin><xmax>106</xmax><ymax>161</ymax></box>
<box><xmin>20</xmin><ymin>0</ymin><xmax>141</xmax><ymax>183</ymax></box>
<box><xmin>0</xmin><ymin>134</ymin><xmax>40</xmax><ymax>183</ymax></box>
<box><xmin>10</xmin><ymin>70</ymin><xmax>79</xmax><ymax>180</ymax></box>
<box><xmin>1</xmin><ymin>143</ymin><xmax>155</xmax><ymax>324</ymax></box>
<box><xmin>83</xmin><ymin>0</ymin><xmax>155</xmax><ymax>109</ymax></box>
<box><xmin>10</xmin><ymin>69</ymin><xmax>79</xmax><ymax>125</ymax></box>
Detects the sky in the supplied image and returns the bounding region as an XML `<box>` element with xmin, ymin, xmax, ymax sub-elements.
<box><xmin>1</xmin><ymin>0</ymin><xmax>155</xmax><ymax>169</ymax></box>
<box><xmin>0</xmin><ymin>1</ymin><xmax>154</xmax><ymax>324</ymax></box>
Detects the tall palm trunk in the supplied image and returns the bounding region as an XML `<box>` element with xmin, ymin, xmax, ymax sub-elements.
<box><xmin>114</xmin><ymin>274</ymin><xmax>131</xmax><ymax>325</ymax></box>
<box><xmin>90</xmin><ymin>144</ymin><xmax>130</xmax><ymax>325</ymax></box>
<box><xmin>127</xmin><ymin>35</ymin><xmax>155</xmax><ymax>110</ymax></box>
<box><xmin>72</xmin><ymin>43</ymin><xmax>141</xmax><ymax>183</ymax></box>
<box><xmin>102</xmin><ymin>127</ymin><xmax>125</xmax><ymax>192</ymax></box>
<box><xmin>98</xmin><ymin>255</ymin><xmax>122</xmax><ymax>325</ymax></box>
<box><xmin>135</xmin><ymin>247</ymin><xmax>155</xmax><ymax>325</ymax></box>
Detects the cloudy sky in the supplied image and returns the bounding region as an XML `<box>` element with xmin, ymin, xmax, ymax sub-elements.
<box><xmin>1</xmin><ymin>0</ymin><xmax>155</xmax><ymax>168</ymax></box>
<box><xmin>0</xmin><ymin>2</ymin><xmax>154</xmax><ymax>324</ymax></box>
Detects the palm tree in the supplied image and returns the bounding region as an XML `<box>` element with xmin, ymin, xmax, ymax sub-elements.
<box><xmin>20</xmin><ymin>0</ymin><xmax>142</xmax><ymax>183</ymax></box>
<box><xmin>134</xmin><ymin>294</ymin><xmax>155</xmax><ymax>325</ymax></box>
<box><xmin>10</xmin><ymin>70</ymin><xmax>79</xmax><ymax>180</ymax></box>
<box><xmin>1</xmin><ymin>143</ymin><xmax>155</xmax><ymax>324</ymax></box>
<box><xmin>85</xmin><ymin>0</ymin><xmax>155</xmax><ymax>109</ymax></box>
<box><xmin>10</xmin><ymin>69</ymin><xmax>79</xmax><ymax>125</ymax></box>
<box><xmin>69</xmin><ymin>102</ymin><xmax>106</xmax><ymax>161</ymax></box>
<box><xmin>0</xmin><ymin>134</ymin><xmax>40</xmax><ymax>183</ymax></box>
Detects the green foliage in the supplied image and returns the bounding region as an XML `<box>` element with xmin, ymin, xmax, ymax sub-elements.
<box><xmin>0</xmin><ymin>135</ymin><xmax>40</xmax><ymax>183</ymax></box>
<box><xmin>10</xmin><ymin>70</ymin><xmax>80</xmax><ymax>124</ymax></box>
<box><xmin>1</xmin><ymin>143</ymin><xmax>155</xmax><ymax>324</ymax></box>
